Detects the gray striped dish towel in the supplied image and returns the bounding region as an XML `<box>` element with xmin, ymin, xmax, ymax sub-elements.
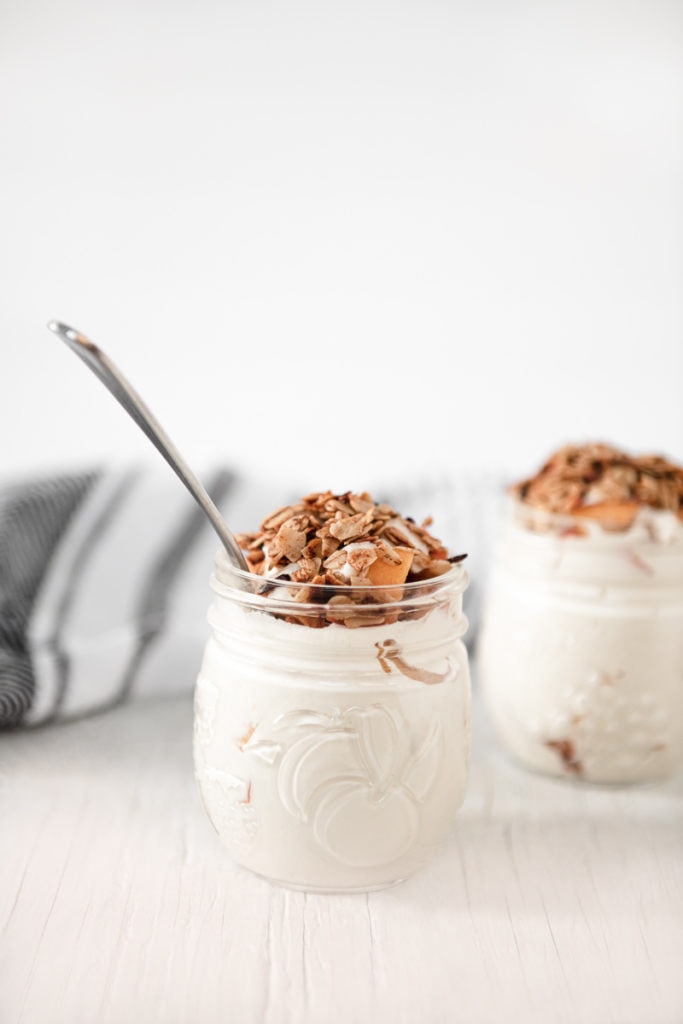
<box><xmin>0</xmin><ymin>467</ymin><xmax>503</xmax><ymax>728</ymax></box>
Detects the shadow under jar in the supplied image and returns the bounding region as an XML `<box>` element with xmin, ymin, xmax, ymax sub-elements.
<box><xmin>478</xmin><ymin>500</ymin><xmax>683</xmax><ymax>784</ymax></box>
<box><xmin>194</xmin><ymin>554</ymin><xmax>471</xmax><ymax>892</ymax></box>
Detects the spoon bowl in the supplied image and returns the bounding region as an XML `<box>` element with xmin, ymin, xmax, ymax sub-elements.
<box><xmin>48</xmin><ymin>320</ymin><xmax>250</xmax><ymax>574</ymax></box>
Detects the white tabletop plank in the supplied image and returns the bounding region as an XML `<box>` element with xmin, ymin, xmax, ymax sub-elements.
<box><xmin>2</xmin><ymin>677</ymin><xmax>682</xmax><ymax>1024</ymax></box>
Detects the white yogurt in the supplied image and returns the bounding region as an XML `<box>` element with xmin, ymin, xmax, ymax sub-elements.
<box><xmin>194</xmin><ymin>556</ymin><xmax>471</xmax><ymax>891</ymax></box>
<box><xmin>478</xmin><ymin>503</ymin><xmax>683</xmax><ymax>783</ymax></box>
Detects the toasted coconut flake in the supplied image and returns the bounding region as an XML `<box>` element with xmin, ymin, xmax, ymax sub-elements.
<box><xmin>383</xmin><ymin>517</ymin><xmax>429</xmax><ymax>553</ymax></box>
<box><xmin>291</xmin><ymin>557</ymin><xmax>321</xmax><ymax>582</ymax></box>
<box><xmin>302</xmin><ymin>537</ymin><xmax>323</xmax><ymax>560</ymax></box>
<box><xmin>346</xmin><ymin>545</ymin><xmax>378</xmax><ymax>575</ymax></box>
<box><xmin>410</xmin><ymin>558</ymin><xmax>453</xmax><ymax>581</ymax></box>
<box><xmin>349</xmin><ymin>493</ymin><xmax>375</xmax><ymax>513</ymax></box>
<box><xmin>329</xmin><ymin>509</ymin><xmax>375</xmax><ymax>542</ymax></box>
<box><xmin>410</xmin><ymin>550</ymin><xmax>432</xmax><ymax>573</ymax></box>
<box><xmin>324</xmin><ymin>570</ymin><xmax>348</xmax><ymax>586</ymax></box>
<box><xmin>276</xmin><ymin>519</ymin><xmax>308</xmax><ymax>562</ymax></box>
<box><xmin>323</xmin><ymin>549</ymin><xmax>348</xmax><ymax>571</ymax></box>
<box><xmin>319</xmin><ymin>532</ymin><xmax>341</xmax><ymax>558</ymax></box>
<box><xmin>262</xmin><ymin>504</ymin><xmax>303</xmax><ymax>531</ymax></box>
<box><xmin>373</xmin><ymin>537</ymin><xmax>403</xmax><ymax>565</ymax></box>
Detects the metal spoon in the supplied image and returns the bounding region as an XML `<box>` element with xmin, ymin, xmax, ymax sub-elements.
<box><xmin>48</xmin><ymin>320</ymin><xmax>250</xmax><ymax>573</ymax></box>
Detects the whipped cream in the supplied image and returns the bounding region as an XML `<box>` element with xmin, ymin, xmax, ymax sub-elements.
<box><xmin>479</xmin><ymin>505</ymin><xmax>683</xmax><ymax>783</ymax></box>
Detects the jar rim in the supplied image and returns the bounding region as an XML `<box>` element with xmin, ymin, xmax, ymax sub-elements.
<box><xmin>211</xmin><ymin>549</ymin><xmax>469</xmax><ymax>604</ymax></box>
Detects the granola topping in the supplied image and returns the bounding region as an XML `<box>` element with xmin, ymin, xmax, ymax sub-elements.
<box><xmin>511</xmin><ymin>442</ymin><xmax>683</xmax><ymax>532</ymax></box>
<box><xmin>234</xmin><ymin>490</ymin><xmax>466</xmax><ymax>628</ymax></box>
<box><xmin>236</xmin><ymin>490</ymin><xmax>464</xmax><ymax>586</ymax></box>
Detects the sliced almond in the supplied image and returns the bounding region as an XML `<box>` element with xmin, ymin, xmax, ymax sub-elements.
<box><xmin>328</xmin><ymin>509</ymin><xmax>375</xmax><ymax>542</ymax></box>
<box><xmin>382</xmin><ymin>517</ymin><xmax>429</xmax><ymax>553</ymax></box>
<box><xmin>410</xmin><ymin>558</ymin><xmax>452</xmax><ymax>581</ymax></box>
<box><xmin>346</xmin><ymin>544</ymin><xmax>378</xmax><ymax>576</ymax></box>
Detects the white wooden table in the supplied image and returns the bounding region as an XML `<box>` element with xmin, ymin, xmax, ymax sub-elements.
<box><xmin>3</xmin><ymin>671</ymin><xmax>682</xmax><ymax>1024</ymax></box>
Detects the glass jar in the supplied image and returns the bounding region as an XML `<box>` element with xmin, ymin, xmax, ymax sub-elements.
<box><xmin>478</xmin><ymin>500</ymin><xmax>683</xmax><ymax>783</ymax></box>
<box><xmin>194</xmin><ymin>553</ymin><xmax>470</xmax><ymax>892</ymax></box>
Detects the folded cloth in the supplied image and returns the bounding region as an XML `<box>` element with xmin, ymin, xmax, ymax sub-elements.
<box><xmin>0</xmin><ymin>468</ymin><xmax>502</xmax><ymax>728</ymax></box>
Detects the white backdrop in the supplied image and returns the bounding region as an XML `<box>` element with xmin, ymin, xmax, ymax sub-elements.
<box><xmin>1</xmin><ymin>0</ymin><xmax>682</xmax><ymax>495</ymax></box>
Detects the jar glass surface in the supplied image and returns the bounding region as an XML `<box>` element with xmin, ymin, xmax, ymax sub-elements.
<box><xmin>194</xmin><ymin>554</ymin><xmax>471</xmax><ymax>892</ymax></box>
<box><xmin>479</xmin><ymin>499</ymin><xmax>683</xmax><ymax>783</ymax></box>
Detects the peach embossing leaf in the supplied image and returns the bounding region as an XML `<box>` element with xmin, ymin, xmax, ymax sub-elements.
<box><xmin>261</xmin><ymin>705</ymin><xmax>444</xmax><ymax>868</ymax></box>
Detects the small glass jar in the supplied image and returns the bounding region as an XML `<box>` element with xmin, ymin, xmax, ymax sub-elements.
<box><xmin>194</xmin><ymin>553</ymin><xmax>470</xmax><ymax>892</ymax></box>
<box><xmin>478</xmin><ymin>500</ymin><xmax>683</xmax><ymax>783</ymax></box>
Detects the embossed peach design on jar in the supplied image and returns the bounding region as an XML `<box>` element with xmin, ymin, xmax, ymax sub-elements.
<box><xmin>265</xmin><ymin>705</ymin><xmax>443</xmax><ymax>868</ymax></box>
<box><xmin>194</xmin><ymin>554</ymin><xmax>470</xmax><ymax>892</ymax></box>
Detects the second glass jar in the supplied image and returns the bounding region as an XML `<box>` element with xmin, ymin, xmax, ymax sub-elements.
<box><xmin>479</xmin><ymin>501</ymin><xmax>683</xmax><ymax>784</ymax></box>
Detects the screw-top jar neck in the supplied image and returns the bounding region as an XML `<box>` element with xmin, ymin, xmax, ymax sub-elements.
<box><xmin>499</xmin><ymin>500</ymin><xmax>683</xmax><ymax>590</ymax></box>
<box><xmin>211</xmin><ymin>549</ymin><xmax>469</xmax><ymax>628</ymax></box>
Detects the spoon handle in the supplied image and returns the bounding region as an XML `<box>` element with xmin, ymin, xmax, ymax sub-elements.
<box><xmin>48</xmin><ymin>320</ymin><xmax>249</xmax><ymax>572</ymax></box>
